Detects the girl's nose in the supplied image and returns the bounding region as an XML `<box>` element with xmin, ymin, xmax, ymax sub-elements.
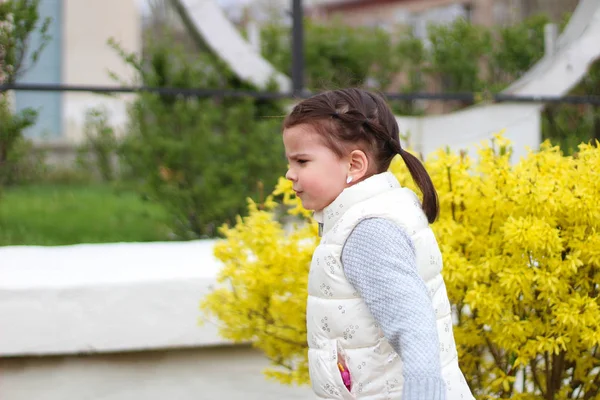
<box><xmin>286</xmin><ymin>168</ymin><xmax>296</xmax><ymax>181</ymax></box>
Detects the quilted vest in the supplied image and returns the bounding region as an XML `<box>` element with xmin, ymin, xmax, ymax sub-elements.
<box><xmin>307</xmin><ymin>172</ymin><xmax>474</xmax><ymax>400</ymax></box>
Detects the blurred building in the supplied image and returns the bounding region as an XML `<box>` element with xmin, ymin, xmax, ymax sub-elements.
<box><xmin>11</xmin><ymin>0</ymin><xmax>140</xmax><ymax>142</ymax></box>
<box><xmin>307</xmin><ymin>0</ymin><xmax>579</xmax><ymax>32</ymax></box>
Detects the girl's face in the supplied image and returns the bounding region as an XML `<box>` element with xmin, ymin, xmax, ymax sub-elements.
<box><xmin>283</xmin><ymin>124</ymin><xmax>349</xmax><ymax>211</ymax></box>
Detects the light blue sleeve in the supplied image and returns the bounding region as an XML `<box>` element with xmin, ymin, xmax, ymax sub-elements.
<box><xmin>341</xmin><ymin>217</ymin><xmax>446</xmax><ymax>400</ymax></box>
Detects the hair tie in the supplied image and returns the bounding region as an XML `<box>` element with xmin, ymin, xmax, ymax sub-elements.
<box><xmin>389</xmin><ymin>139</ymin><xmax>403</xmax><ymax>154</ymax></box>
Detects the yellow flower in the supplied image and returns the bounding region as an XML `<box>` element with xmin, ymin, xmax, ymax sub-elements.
<box><xmin>202</xmin><ymin>134</ymin><xmax>600</xmax><ymax>398</ymax></box>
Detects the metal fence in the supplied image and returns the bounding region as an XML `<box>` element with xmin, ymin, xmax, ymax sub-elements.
<box><xmin>2</xmin><ymin>83</ymin><xmax>600</xmax><ymax>106</ymax></box>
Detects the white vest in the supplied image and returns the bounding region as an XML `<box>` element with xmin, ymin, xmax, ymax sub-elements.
<box><xmin>307</xmin><ymin>172</ymin><xmax>474</xmax><ymax>400</ymax></box>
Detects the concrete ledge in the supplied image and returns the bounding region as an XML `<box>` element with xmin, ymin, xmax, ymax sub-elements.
<box><xmin>0</xmin><ymin>240</ymin><xmax>229</xmax><ymax>356</ymax></box>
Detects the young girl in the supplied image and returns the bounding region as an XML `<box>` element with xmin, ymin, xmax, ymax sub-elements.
<box><xmin>283</xmin><ymin>88</ymin><xmax>474</xmax><ymax>400</ymax></box>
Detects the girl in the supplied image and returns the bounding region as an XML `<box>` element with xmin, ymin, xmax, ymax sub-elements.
<box><xmin>283</xmin><ymin>88</ymin><xmax>474</xmax><ymax>400</ymax></box>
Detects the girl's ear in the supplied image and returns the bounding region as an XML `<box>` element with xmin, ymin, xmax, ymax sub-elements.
<box><xmin>347</xmin><ymin>150</ymin><xmax>369</xmax><ymax>183</ymax></box>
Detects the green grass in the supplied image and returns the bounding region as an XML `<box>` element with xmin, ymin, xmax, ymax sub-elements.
<box><xmin>0</xmin><ymin>184</ymin><xmax>172</xmax><ymax>246</ymax></box>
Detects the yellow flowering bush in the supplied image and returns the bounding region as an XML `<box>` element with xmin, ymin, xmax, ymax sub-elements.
<box><xmin>201</xmin><ymin>135</ymin><xmax>600</xmax><ymax>398</ymax></box>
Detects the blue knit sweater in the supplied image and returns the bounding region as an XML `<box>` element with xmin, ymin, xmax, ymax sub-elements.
<box><xmin>341</xmin><ymin>217</ymin><xmax>447</xmax><ymax>400</ymax></box>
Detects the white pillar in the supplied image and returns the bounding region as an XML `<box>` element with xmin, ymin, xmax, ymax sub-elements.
<box><xmin>544</xmin><ymin>23</ymin><xmax>558</xmax><ymax>58</ymax></box>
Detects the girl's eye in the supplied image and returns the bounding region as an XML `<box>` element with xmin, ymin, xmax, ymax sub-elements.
<box><xmin>298</xmin><ymin>160</ymin><xmax>308</xmax><ymax>165</ymax></box>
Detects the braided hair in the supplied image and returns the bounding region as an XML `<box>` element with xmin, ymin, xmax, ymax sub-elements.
<box><xmin>284</xmin><ymin>88</ymin><xmax>439</xmax><ymax>223</ymax></box>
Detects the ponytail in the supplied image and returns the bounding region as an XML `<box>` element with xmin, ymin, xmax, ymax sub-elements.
<box><xmin>399</xmin><ymin>148</ymin><xmax>439</xmax><ymax>223</ymax></box>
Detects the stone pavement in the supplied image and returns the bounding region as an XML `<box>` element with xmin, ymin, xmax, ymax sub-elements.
<box><xmin>1</xmin><ymin>346</ymin><xmax>314</xmax><ymax>400</ymax></box>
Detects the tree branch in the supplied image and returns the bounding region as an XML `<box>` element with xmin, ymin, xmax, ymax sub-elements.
<box><xmin>485</xmin><ymin>335</ymin><xmax>505</xmax><ymax>371</ymax></box>
<box><xmin>531</xmin><ymin>357</ymin><xmax>546</xmax><ymax>398</ymax></box>
<box><xmin>545</xmin><ymin>352</ymin><xmax>554</xmax><ymax>400</ymax></box>
<box><xmin>550</xmin><ymin>351</ymin><xmax>566</xmax><ymax>398</ymax></box>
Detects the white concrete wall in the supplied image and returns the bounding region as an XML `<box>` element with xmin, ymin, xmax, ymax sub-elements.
<box><xmin>0</xmin><ymin>241</ymin><xmax>226</xmax><ymax>356</ymax></box>
<box><xmin>0</xmin><ymin>240</ymin><xmax>313</xmax><ymax>399</ymax></box>
<box><xmin>61</xmin><ymin>0</ymin><xmax>141</xmax><ymax>143</ymax></box>
<box><xmin>398</xmin><ymin>103</ymin><xmax>541</xmax><ymax>161</ymax></box>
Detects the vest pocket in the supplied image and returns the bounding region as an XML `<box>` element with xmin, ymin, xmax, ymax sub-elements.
<box><xmin>308</xmin><ymin>340</ymin><xmax>356</xmax><ymax>399</ymax></box>
<box><xmin>333</xmin><ymin>340</ymin><xmax>355</xmax><ymax>398</ymax></box>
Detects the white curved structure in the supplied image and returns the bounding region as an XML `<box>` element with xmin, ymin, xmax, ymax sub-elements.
<box><xmin>172</xmin><ymin>0</ymin><xmax>600</xmax><ymax>160</ymax></box>
<box><xmin>412</xmin><ymin>0</ymin><xmax>600</xmax><ymax>160</ymax></box>
<box><xmin>505</xmin><ymin>0</ymin><xmax>600</xmax><ymax>97</ymax></box>
<box><xmin>170</xmin><ymin>0</ymin><xmax>291</xmax><ymax>91</ymax></box>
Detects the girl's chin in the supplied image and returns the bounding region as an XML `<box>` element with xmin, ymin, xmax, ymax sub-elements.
<box><xmin>301</xmin><ymin>201</ymin><xmax>328</xmax><ymax>212</ymax></box>
<box><xmin>299</xmin><ymin>194</ymin><xmax>336</xmax><ymax>212</ymax></box>
<box><xmin>301</xmin><ymin>204</ymin><xmax>316</xmax><ymax>211</ymax></box>
<box><xmin>299</xmin><ymin>199</ymin><xmax>316</xmax><ymax>211</ymax></box>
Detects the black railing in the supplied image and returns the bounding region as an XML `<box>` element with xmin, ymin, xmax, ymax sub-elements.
<box><xmin>2</xmin><ymin>83</ymin><xmax>600</xmax><ymax>105</ymax></box>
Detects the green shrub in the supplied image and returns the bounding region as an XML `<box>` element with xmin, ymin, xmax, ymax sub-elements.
<box><xmin>260</xmin><ymin>14</ymin><xmax>598</xmax><ymax>148</ymax></box>
<box><xmin>0</xmin><ymin>98</ymin><xmax>39</xmax><ymax>188</ymax></box>
<box><xmin>0</xmin><ymin>0</ymin><xmax>50</xmax><ymax>195</ymax></box>
<box><xmin>261</xmin><ymin>19</ymin><xmax>398</xmax><ymax>92</ymax></box>
<box><xmin>1</xmin><ymin>135</ymin><xmax>48</xmax><ymax>185</ymax></box>
<box><xmin>112</xmin><ymin>38</ymin><xmax>287</xmax><ymax>239</ymax></box>
<box><xmin>427</xmin><ymin>18</ymin><xmax>492</xmax><ymax>94</ymax></box>
<box><xmin>76</xmin><ymin>107</ymin><xmax>119</xmax><ymax>182</ymax></box>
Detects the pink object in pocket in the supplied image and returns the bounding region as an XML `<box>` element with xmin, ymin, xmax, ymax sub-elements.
<box><xmin>336</xmin><ymin>341</ymin><xmax>352</xmax><ymax>392</ymax></box>
<box><xmin>337</xmin><ymin>362</ymin><xmax>352</xmax><ymax>391</ymax></box>
<box><xmin>341</xmin><ymin>370</ymin><xmax>351</xmax><ymax>389</ymax></box>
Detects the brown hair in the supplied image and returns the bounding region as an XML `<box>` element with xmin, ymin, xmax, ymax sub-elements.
<box><xmin>284</xmin><ymin>88</ymin><xmax>439</xmax><ymax>223</ymax></box>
